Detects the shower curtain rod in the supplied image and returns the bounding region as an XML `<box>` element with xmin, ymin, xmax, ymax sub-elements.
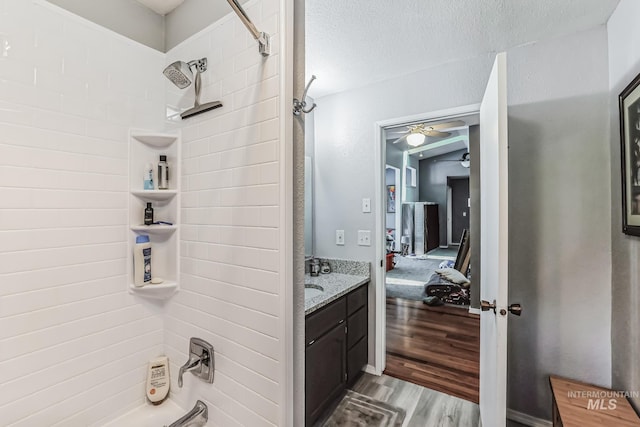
<box><xmin>226</xmin><ymin>0</ymin><xmax>271</xmax><ymax>56</ymax></box>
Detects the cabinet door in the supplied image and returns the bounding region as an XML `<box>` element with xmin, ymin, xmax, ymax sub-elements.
<box><xmin>306</xmin><ymin>323</ymin><xmax>347</xmax><ymax>426</ymax></box>
<box><xmin>347</xmin><ymin>336</ymin><xmax>367</xmax><ymax>387</ymax></box>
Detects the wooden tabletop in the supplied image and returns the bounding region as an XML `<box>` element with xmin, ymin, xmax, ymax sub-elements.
<box><xmin>549</xmin><ymin>375</ymin><xmax>640</xmax><ymax>427</ymax></box>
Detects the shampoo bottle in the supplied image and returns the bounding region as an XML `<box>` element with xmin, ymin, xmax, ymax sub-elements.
<box><xmin>133</xmin><ymin>235</ymin><xmax>152</xmax><ymax>287</ymax></box>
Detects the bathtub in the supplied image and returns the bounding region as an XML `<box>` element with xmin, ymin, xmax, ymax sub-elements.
<box><xmin>103</xmin><ymin>400</ymin><xmax>191</xmax><ymax>427</ymax></box>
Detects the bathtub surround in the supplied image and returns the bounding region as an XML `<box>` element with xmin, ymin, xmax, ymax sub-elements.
<box><xmin>162</xmin><ymin>0</ymin><xmax>288</xmax><ymax>425</ymax></box>
<box><xmin>0</xmin><ymin>1</ymin><xmax>166</xmax><ymax>426</ymax></box>
<box><xmin>0</xmin><ymin>0</ymin><xmax>291</xmax><ymax>426</ymax></box>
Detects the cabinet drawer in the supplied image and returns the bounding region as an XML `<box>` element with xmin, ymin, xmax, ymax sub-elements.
<box><xmin>306</xmin><ymin>298</ymin><xmax>346</xmax><ymax>345</ymax></box>
<box><xmin>347</xmin><ymin>284</ymin><xmax>368</xmax><ymax>315</ymax></box>
<box><xmin>347</xmin><ymin>336</ymin><xmax>367</xmax><ymax>386</ymax></box>
<box><xmin>347</xmin><ymin>306</ymin><xmax>367</xmax><ymax>349</ymax></box>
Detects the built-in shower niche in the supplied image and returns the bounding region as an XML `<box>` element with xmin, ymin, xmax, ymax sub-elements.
<box><xmin>127</xmin><ymin>131</ymin><xmax>182</xmax><ymax>299</ymax></box>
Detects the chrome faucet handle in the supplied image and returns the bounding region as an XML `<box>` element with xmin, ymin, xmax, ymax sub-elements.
<box><xmin>177</xmin><ymin>337</ymin><xmax>215</xmax><ymax>388</ymax></box>
<box><xmin>178</xmin><ymin>355</ymin><xmax>201</xmax><ymax>388</ymax></box>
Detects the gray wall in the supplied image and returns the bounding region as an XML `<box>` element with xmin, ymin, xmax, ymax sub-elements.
<box><xmin>386</xmin><ymin>143</ymin><xmax>404</xmax><ymax>250</ymax></box>
<box><xmin>305</xmin><ymin>97</ymin><xmax>316</xmax><ymax>257</ymax></box>
<box><xmin>418</xmin><ymin>149</ymin><xmax>470</xmax><ymax>246</ymax></box>
<box><xmin>47</xmin><ymin>0</ymin><xmax>251</xmax><ymax>52</ymax></box>
<box><xmin>405</xmin><ymin>154</ymin><xmax>420</xmax><ymax>203</ymax></box>
<box><xmin>469</xmin><ymin>125</ymin><xmax>481</xmax><ymax>310</ymax></box>
<box><xmin>386</xmin><ymin>141</ymin><xmax>403</xmax><ymax>170</ymax></box>
<box><xmin>47</xmin><ymin>0</ymin><xmax>165</xmax><ymax>51</ymax></box>
<box><xmin>313</xmin><ymin>26</ymin><xmax>612</xmax><ymax>421</ymax></box>
<box><xmin>506</xmin><ymin>27</ymin><xmax>611</xmax><ymax>419</ymax></box>
<box><xmin>165</xmin><ymin>0</ymin><xmax>251</xmax><ymax>50</ymax></box>
<box><xmin>385</xmin><ymin>168</ymin><xmax>396</xmax><ymax>230</ymax></box>
<box><xmin>608</xmin><ymin>0</ymin><xmax>640</xmax><ymax>412</ymax></box>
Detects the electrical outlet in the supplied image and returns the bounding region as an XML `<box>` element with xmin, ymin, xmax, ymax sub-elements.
<box><xmin>362</xmin><ymin>198</ymin><xmax>371</xmax><ymax>213</ymax></box>
<box><xmin>336</xmin><ymin>230</ymin><xmax>345</xmax><ymax>245</ymax></box>
<box><xmin>357</xmin><ymin>230</ymin><xmax>371</xmax><ymax>246</ymax></box>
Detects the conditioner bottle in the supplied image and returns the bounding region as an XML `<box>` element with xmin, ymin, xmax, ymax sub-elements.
<box><xmin>133</xmin><ymin>235</ymin><xmax>152</xmax><ymax>287</ymax></box>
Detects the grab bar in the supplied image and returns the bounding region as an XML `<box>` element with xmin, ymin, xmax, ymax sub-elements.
<box><xmin>226</xmin><ymin>0</ymin><xmax>271</xmax><ymax>56</ymax></box>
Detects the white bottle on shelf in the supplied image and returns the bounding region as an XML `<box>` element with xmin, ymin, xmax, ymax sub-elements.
<box><xmin>133</xmin><ymin>235</ymin><xmax>152</xmax><ymax>287</ymax></box>
<box><xmin>144</xmin><ymin>163</ymin><xmax>154</xmax><ymax>190</ymax></box>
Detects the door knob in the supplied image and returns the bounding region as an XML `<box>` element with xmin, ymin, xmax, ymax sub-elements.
<box><xmin>481</xmin><ymin>300</ymin><xmax>522</xmax><ymax>316</ymax></box>
<box><xmin>481</xmin><ymin>300</ymin><xmax>496</xmax><ymax>313</ymax></box>
<box><xmin>508</xmin><ymin>303</ymin><xmax>522</xmax><ymax>316</ymax></box>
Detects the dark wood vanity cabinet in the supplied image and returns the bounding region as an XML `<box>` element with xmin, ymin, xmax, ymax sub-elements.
<box><xmin>305</xmin><ymin>283</ymin><xmax>368</xmax><ymax>426</ymax></box>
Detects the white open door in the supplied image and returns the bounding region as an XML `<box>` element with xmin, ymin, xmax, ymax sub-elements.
<box><xmin>479</xmin><ymin>52</ymin><xmax>511</xmax><ymax>427</ymax></box>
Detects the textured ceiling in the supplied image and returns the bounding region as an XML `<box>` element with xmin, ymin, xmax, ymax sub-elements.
<box><xmin>135</xmin><ymin>0</ymin><xmax>185</xmax><ymax>15</ymax></box>
<box><xmin>306</xmin><ymin>0</ymin><xmax>619</xmax><ymax>98</ymax></box>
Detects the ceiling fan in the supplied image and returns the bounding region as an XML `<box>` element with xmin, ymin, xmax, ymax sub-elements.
<box><xmin>392</xmin><ymin>120</ymin><xmax>465</xmax><ymax>147</ymax></box>
<box><xmin>432</xmin><ymin>152</ymin><xmax>471</xmax><ymax>168</ymax></box>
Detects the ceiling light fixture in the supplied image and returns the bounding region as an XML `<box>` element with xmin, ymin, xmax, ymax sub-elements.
<box><xmin>406</xmin><ymin>133</ymin><xmax>426</xmax><ymax>147</ymax></box>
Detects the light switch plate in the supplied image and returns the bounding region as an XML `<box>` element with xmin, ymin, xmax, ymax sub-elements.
<box><xmin>336</xmin><ymin>230</ymin><xmax>345</xmax><ymax>245</ymax></box>
<box><xmin>362</xmin><ymin>198</ymin><xmax>371</xmax><ymax>213</ymax></box>
<box><xmin>357</xmin><ymin>230</ymin><xmax>371</xmax><ymax>246</ymax></box>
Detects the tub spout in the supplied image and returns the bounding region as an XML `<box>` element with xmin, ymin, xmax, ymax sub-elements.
<box><xmin>167</xmin><ymin>400</ymin><xmax>208</xmax><ymax>427</ymax></box>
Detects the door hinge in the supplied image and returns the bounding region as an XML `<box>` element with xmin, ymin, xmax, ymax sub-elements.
<box><xmin>345</xmin><ymin>326</ymin><xmax>348</xmax><ymax>334</ymax></box>
<box><xmin>380</xmin><ymin>259</ymin><xmax>383</xmax><ymax>267</ymax></box>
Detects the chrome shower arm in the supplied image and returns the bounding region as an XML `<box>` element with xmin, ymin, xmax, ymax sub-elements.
<box><xmin>226</xmin><ymin>0</ymin><xmax>271</xmax><ymax>56</ymax></box>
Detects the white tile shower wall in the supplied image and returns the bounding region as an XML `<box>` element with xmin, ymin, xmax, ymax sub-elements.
<box><xmin>163</xmin><ymin>0</ymin><xmax>283</xmax><ymax>425</ymax></box>
<box><xmin>0</xmin><ymin>1</ymin><xmax>166</xmax><ymax>426</ymax></box>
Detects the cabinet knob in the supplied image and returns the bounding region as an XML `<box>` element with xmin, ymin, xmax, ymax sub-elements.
<box><xmin>338</xmin><ymin>319</ymin><xmax>345</xmax><ymax>324</ymax></box>
<box><xmin>307</xmin><ymin>339</ymin><xmax>315</xmax><ymax>346</ymax></box>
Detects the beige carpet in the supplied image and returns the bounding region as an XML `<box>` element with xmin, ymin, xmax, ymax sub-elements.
<box><xmin>323</xmin><ymin>390</ymin><xmax>405</xmax><ymax>427</ymax></box>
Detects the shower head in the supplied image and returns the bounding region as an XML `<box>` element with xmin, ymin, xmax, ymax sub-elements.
<box><xmin>163</xmin><ymin>58</ymin><xmax>208</xmax><ymax>89</ymax></box>
<box><xmin>163</xmin><ymin>61</ymin><xmax>193</xmax><ymax>89</ymax></box>
<box><xmin>163</xmin><ymin>57</ymin><xmax>223</xmax><ymax>120</ymax></box>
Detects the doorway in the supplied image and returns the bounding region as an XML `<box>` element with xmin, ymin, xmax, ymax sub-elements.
<box><xmin>374</xmin><ymin>106</ymin><xmax>481</xmax><ymax>404</ymax></box>
<box><xmin>449</xmin><ymin>176</ymin><xmax>470</xmax><ymax>245</ymax></box>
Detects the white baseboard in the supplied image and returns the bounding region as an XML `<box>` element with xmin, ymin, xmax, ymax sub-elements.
<box><xmin>468</xmin><ymin>307</ymin><xmax>481</xmax><ymax>315</ymax></box>
<box><xmin>506</xmin><ymin>409</ymin><xmax>552</xmax><ymax>427</ymax></box>
<box><xmin>364</xmin><ymin>364</ymin><xmax>379</xmax><ymax>375</ymax></box>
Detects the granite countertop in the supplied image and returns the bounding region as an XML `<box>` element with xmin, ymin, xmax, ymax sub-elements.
<box><xmin>304</xmin><ymin>273</ymin><xmax>369</xmax><ymax>315</ymax></box>
<box><xmin>304</xmin><ymin>259</ymin><xmax>371</xmax><ymax>315</ymax></box>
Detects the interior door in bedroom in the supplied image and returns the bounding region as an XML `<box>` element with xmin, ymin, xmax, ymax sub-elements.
<box><xmin>450</xmin><ymin>177</ymin><xmax>470</xmax><ymax>243</ymax></box>
<box><xmin>479</xmin><ymin>52</ymin><xmax>510</xmax><ymax>427</ymax></box>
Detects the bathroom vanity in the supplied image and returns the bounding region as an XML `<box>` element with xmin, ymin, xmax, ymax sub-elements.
<box><xmin>304</xmin><ymin>266</ymin><xmax>369</xmax><ymax>426</ymax></box>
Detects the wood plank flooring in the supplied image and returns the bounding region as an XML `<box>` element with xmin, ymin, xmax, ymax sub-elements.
<box><xmin>347</xmin><ymin>373</ymin><xmax>480</xmax><ymax>426</ymax></box>
<box><xmin>384</xmin><ymin>297</ymin><xmax>480</xmax><ymax>404</ymax></box>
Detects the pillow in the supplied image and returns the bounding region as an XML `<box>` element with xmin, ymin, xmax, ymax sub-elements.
<box><xmin>435</xmin><ymin>267</ymin><xmax>470</xmax><ymax>285</ymax></box>
<box><xmin>439</xmin><ymin>260</ymin><xmax>455</xmax><ymax>269</ymax></box>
